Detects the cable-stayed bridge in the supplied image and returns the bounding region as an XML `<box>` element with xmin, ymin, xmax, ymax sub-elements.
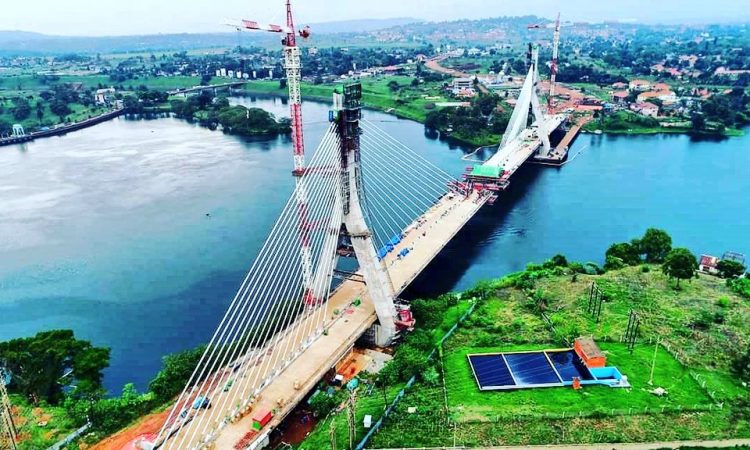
<box><xmin>145</xmin><ymin>5</ymin><xmax>568</xmax><ymax>449</ymax></box>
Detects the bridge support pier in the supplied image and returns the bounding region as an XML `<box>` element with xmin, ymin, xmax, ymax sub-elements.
<box><xmin>335</xmin><ymin>83</ymin><xmax>397</xmax><ymax>347</ymax></box>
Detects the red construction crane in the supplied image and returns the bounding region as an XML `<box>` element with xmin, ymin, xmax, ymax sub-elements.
<box><xmin>228</xmin><ymin>1</ymin><xmax>318</xmax><ymax>302</ymax></box>
<box><xmin>528</xmin><ymin>13</ymin><xmax>562</xmax><ymax>111</ymax></box>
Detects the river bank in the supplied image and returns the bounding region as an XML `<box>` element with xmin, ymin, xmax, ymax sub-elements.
<box><xmin>0</xmin><ymin>108</ymin><xmax>125</xmax><ymax>147</ymax></box>
<box><xmin>241</xmin><ymin>80</ymin><xmax>747</xmax><ymax>147</ymax></box>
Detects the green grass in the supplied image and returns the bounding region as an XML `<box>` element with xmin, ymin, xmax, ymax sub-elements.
<box><xmin>297</xmin><ymin>384</ymin><xmax>403</xmax><ymax>450</ymax></box>
<box><xmin>241</xmin><ymin>76</ymin><xmax>451</xmax><ymax>124</ymax></box>
<box><xmin>443</xmin><ymin>342</ymin><xmax>711</xmax><ymax>423</ymax></box>
<box><xmin>354</xmin><ymin>264</ymin><xmax>750</xmax><ymax>447</ymax></box>
<box><xmin>8</xmin><ymin>395</ymin><xmax>77</xmax><ymax>450</ymax></box>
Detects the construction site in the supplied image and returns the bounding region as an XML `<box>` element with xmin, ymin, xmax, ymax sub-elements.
<box><xmin>2</xmin><ymin>5</ymin><xmax>596</xmax><ymax>450</ymax></box>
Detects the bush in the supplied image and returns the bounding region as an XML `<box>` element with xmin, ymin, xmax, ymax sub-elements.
<box><xmin>728</xmin><ymin>277</ymin><xmax>750</xmax><ymax>299</ymax></box>
<box><xmin>717</xmin><ymin>260</ymin><xmax>746</xmax><ymax>279</ymax></box>
<box><xmin>551</xmin><ymin>254</ymin><xmax>568</xmax><ymax>267</ymax></box>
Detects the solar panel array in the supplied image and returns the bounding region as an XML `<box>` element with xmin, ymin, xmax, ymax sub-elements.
<box><xmin>468</xmin><ymin>350</ymin><xmax>594</xmax><ymax>391</ymax></box>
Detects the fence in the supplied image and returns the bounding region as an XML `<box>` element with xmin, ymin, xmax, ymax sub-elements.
<box><xmin>47</xmin><ymin>422</ymin><xmax>91</xmax><ymax>450</ymax></box>
<box><xmin>355</xmin><ymin>299</ymin><xmax>480</xmax><ymax>450</ymax></box>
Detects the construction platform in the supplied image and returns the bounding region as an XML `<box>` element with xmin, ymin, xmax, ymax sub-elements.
<box><xmin>531</xmin><ymin>115</ymin><xmax>592</xmax><ymax>165</ymax></box>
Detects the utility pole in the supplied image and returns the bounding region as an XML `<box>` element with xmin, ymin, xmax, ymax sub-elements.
<box><xmin>0</xmin><ymin>368</ymin><xmax>18</xmax><ymax>450</ymax></box>
<box><xmin>648</xmin><ymin>337</ymin><xmax>660</xmax><ymax>385</ymax></box>
<box><xmin>347</xmin><ymin>390</ymin><xmax>357</xmax><ymax>450</ymax></box>
<box><xmin>329</xmin><ymin>419</ymin><xmax>337</xmax><ymax>450</ymax></box>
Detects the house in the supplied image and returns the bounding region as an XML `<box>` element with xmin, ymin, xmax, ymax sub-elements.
<box><xmin>653</xmin><ymin>82</ymin><xmax>671</xmax><ymax>91</ymax></box>
<box><xmin>679</xmin><ymin>54</ymin><xmax>699</xmax><ymax>67</ymax></box>
<box><xmin>612</xmin><ymin>90</ymin><xmax>629</xmax><ymax>104</ymax></box>
<box><xmin>637</xmin><ymin>90</ymin><xmax>676</xmax><ymax>103</ymax></box>
<box><xmin>94</xmin><ymin>87</ymin><xmax>116</xmax><ymax>105</ymax></box>
<box><xmin>699</xmin><ymin>255</ymin><xmax>720</xmax><ymax>274</ymax></box>
<box><xmin>630</xmin><ymin>102</ymin><xmax>659</xmax><ymax>118</ymax></box>
<box><xmin>451</xmin><ymin>77</ymin><xmax>475</xmax><ymax>95</ymax></box>
<box><xmin>612</xmin><ymin>82</ymin><xmax>628</xmax><ymax>90</ymax></box>
<box><xmin>714</xmin><ymin>67</ymin><xmax>750</xmax><ymax>78</ymax></box>
<box><xmin>455</xmin><ymin>87</ymin><xmax>477</xmax><ymax>98</ymax></box>
<box><xmin>629</xmin><ymin>79</ymin><xmax>651</xmax><ymax>91</ymax></box>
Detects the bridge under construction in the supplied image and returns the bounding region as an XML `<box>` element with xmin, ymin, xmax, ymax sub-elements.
<box><xmin>135</xmin><ymin>3</ymin><xmax>574</xmax><ymax>450</ymax></box>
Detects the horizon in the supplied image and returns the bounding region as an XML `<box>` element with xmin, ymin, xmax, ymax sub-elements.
<box><xmin>1</xmin><ymin>0</ymin><xmax>749</xmax><ymax>37</ymax></box>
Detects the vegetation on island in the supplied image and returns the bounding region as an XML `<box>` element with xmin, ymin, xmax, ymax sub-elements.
<box><xmin>300</xmin><ymin>228</ymin><xmax>750</xmax><ymax>449</ymax></box>
<box><xmin>169</xmin><ymin>91</ymin><xmax>291</xmax><ymax>137</ymax></box>
<box><xmin>424</xmin><ymin>91</ymin><xmax>509</xmax><ymax>147</ymax></box>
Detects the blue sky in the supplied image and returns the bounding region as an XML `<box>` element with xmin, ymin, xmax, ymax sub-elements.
<box><xmin>4</xmin><ymin>0</ymin><xmax>748</xmax><ymax>36</ymax></box>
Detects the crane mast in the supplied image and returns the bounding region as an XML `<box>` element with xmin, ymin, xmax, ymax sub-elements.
<box><xmin>234</xmin><ymin>1</ymin><xmax>316</xmax><ymax>301</ymax></box>
<box><xmin>549</xmin><ymin>13</ymin><xmax>561</xmax><ymax>109</ymax></box>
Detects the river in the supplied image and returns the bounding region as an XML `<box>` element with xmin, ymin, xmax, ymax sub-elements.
<box><xmin>0</xmin><ymin>96</ymin><xmax>748</xmax><ymax>392</ymax></box>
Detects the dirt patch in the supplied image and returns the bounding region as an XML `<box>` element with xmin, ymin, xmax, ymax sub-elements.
<box><xmin>89</xmin><ymin>410</ymin><xmax>169</xmax><ymax>450</ymax></box>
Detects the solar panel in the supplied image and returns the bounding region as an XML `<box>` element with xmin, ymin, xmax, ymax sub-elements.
<box><xmin>503</xmin><ymin>352</ymin><xmax>561</xmax><ymax>385</ymax></box>
<box><xmin>547</xmin><ymin>350</ymin><xmax>594</xmax><ymax>382</ymax></box>
<box><xmin>467</xmin><ymin>354</ymin><xmax>515</xmax><ymax>390</ymax></box>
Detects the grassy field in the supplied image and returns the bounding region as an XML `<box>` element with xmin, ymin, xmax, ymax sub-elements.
<box><xmin>305</xmin><ymin>264</ymin><xmax>750</xmax><ymax>448</ymax></box>
<box><xmin>8</xmin><ymin>395</ymin><xmax>77</xmax><ymax>450</ymax></box>
<box><xmin>240</xmin><ymin>76</ymin><xmax>451</xmax><ymax>124</ymax></box>
<box><xmin>443</xmin><ymin>342</ymin><xmax>711</xmax><ymax>421</ymax></box>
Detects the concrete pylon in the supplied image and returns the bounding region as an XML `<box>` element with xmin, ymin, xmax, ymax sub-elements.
<box><xmin>500</xmin><ymin>45</ymin><xmax>550</xmax><ymax>154</ymax></box>
<box><xmin>334</xmin><ymin>84</ymin><xmax>397</xmax><ymax>346</ymax></box>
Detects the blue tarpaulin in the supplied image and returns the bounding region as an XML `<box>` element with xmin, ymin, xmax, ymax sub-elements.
<box><xmin>388</xmin><ymin>234</ymin><xmax>402</xmax><ymax>246</ymax></box>
<box><xmin>398</xmin><ymin>248</ymin><xmax>410</xmax><ymax>257</ymax></box>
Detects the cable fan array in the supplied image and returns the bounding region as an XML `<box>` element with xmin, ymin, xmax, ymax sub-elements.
<box><xmin>359</xmin><ymin>119</ymin><xmax>461</xmax><ymax>256</ymax></box>
<box><xmin>156</xmin><ymin>124</ymin><xmax>343</xmax><ymax>449</ymax></box>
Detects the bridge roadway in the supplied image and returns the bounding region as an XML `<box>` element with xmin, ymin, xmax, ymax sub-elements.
<box><xmin>164</xmin><ymin>190</ymin><xmax>489</xmax><ymax>450</ymax></box>
<box><xmin>485</xmin><ymin>114</ymin><xmax>566</xmax><ymax>173</ymax></box>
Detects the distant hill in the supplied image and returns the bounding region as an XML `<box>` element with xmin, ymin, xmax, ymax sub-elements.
<box><xmin>0</xmin><ymin>17</ymin><xmax>421</xmax><ymax>56</ymax></box>
<box><xmin>0</xmin><ymin>30</ymin><xmax>50</xmax><ymax>43</ymax></box>
<box><xmin>310</xmin><ymin>17</ymin><xmax>419</xmax><ymax>34</ymax></box>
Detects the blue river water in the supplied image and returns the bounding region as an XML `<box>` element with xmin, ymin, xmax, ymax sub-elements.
<box><xmin>0</xmin><ymin>96</ymin><xmax>748</xmax><ymax>392</ymax></box>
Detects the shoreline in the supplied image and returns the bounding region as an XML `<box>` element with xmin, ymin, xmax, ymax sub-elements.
<box><xmin>0</xmin><ymin>108</ymin><xmax>126</xmax><ymax>148</ymax></box>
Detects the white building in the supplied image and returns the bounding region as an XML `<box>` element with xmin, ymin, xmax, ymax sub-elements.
<box><xmin>94</xmin><ymin>87</ymin><xmax>116</xmax><ymax>105</ymax></box>
<box><xmin>451</xmin><ymin>77</ymin><xmax>474</xmax><ymax>95</ymax></box>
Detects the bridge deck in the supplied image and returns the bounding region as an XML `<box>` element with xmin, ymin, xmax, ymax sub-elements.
<box><xmin>164</xmin><ymin>192</ymin><xmax>487</xmax><ymax>450</ymax></box>
<box><xmin>484</xmin><ymin>114</ymin><xmax>565</xmax><ymax>174</ymax></box>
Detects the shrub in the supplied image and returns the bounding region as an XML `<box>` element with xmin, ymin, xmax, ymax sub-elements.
<box><xmin>551</xmin><ymin>254</ymin><xmax>569</xmax><ymax>267</ymax></box>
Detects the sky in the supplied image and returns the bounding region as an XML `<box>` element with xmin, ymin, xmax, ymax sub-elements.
<box><xmin>3</xmin><ymin>0</ymin><xmax>749</xmax><ymax>36</ymax></box>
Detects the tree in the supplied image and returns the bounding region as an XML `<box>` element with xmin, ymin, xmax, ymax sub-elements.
<box><xmin>12</xmin><ymin>97</ymin><xmax>31</xmax><ymax>121</ymax></box>
<box><xmin>387</xmin><ymin>80</ymin><xmax>400</xmax><ymax>92</ymax></box>
<box><xmin>640</xmin><ymin>228</ymin><xmax>672</xmax><ymax>263</ymax></box>
<box><xmin>149</xmin><ymin>345</ymin><xmax>206</xmax><ymax>402</ymax></box>
<box><xmin>50</xmin><ymin>100</ymin><xmax>71</xmax><ymax>118</ymax></box>
<box><xmin>662</xmin><ymin>247</ymin><xmax>698</xmax><ymax>287</ymax></box>
<box><xmin>605</xmin><ymin>242</ymin><xmax>641</xmax><ymax>267</ymax></box>
<box><xmin>691</xmin><ymin>112</ymin><xmax>706</xmax><ymax>130</ymax></box>
<box><xmin>551</xmin><ymin>254</ymin><xmax>568</xmax><ymax>267</ymax></box>
<box><xmin>0</xmin><ymin>330</ymin><xmax>110</xmax><ymax>404</ymax></box>
<box><xmin>717</xmin><ymin>260</ymin><xmax>746</xmax><ymax>279</ymax></box>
